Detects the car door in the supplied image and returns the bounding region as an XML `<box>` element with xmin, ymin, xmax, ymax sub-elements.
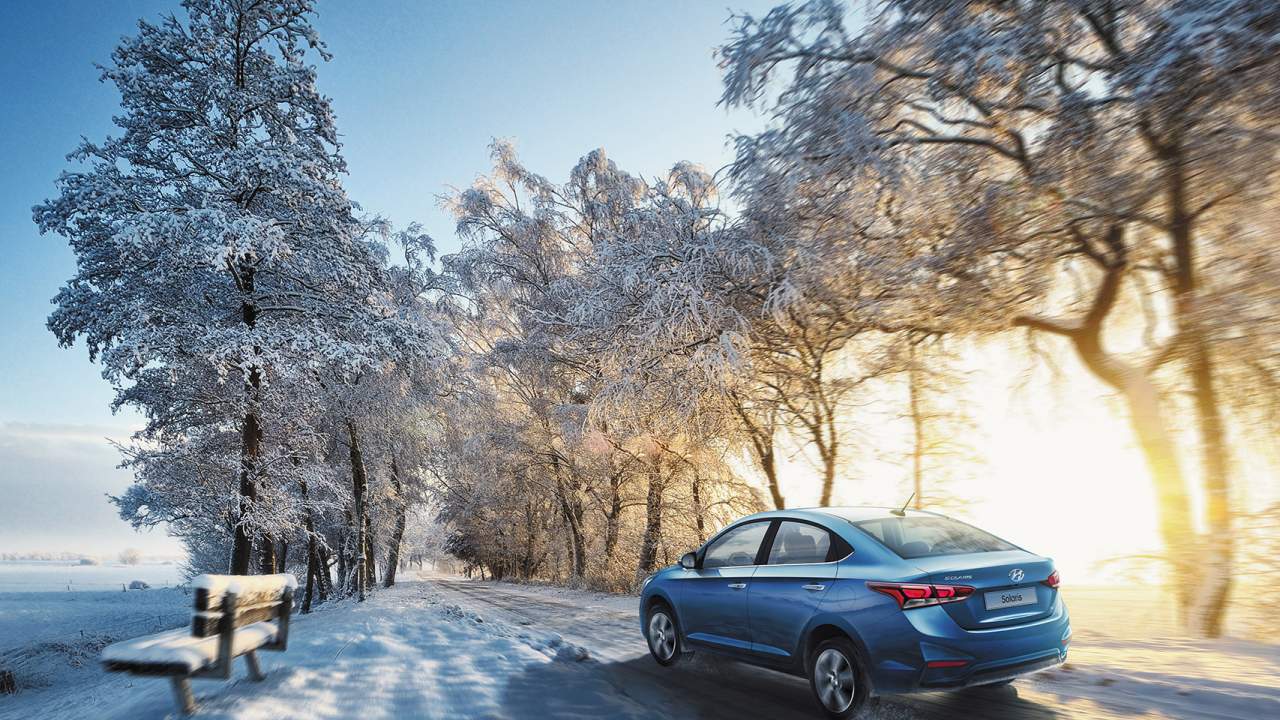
<box><xmin>748</xmin><ymin>520</ymin><xmax>849</xmax><ymax>661</ymax></box>
<box><xmin>678</xmin><ymin>520</ymin><xmax>771</xmax><ymax>652</ymax></box>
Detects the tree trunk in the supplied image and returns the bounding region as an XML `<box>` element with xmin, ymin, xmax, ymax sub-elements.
<box><xmin>636</xmin><ymin>466</ymin><xmax>667</xmax><ymax>579</ymax></box>
<box><xmin>734</xmin><ymin>399</ymin><xmax>785</xmax><ymax>509</ymax></box>
<box><xmin>1080</xmin><ymin>347</ymin><xmax>1198</xmax><ymax>623</ymax></box>
<box><xmin>761</xmin><ymin>447</ymin><xmax>784</xmax><ymax>510</ymax></box>
<box><xmin>603</xmin><ymin>482</ymin><xmax>622</xmax><ymax>565</ymax></box>
<box><xmin>691</xmin><ymin>475</ymin><xmax>706</xmax><ymax>542</ymax></box>
<box><xmin>384</xmin><ymin>458</ymin><xmax>407</xmax><ymax>588</ymax></box>
<box><xmin>1116</xmin><ymin>371</ymin><xmax>1198</xmax><ymax>617</ymax></box>
<box><xmin>818</xmin><ymin>443</ymin><xmax>836</xmax><ymax>507</ymax></box>
<box><xmin>230</xmin><ymin>265</ymin><xmax>261</xmax><ymax>576</ymax></box>
<box><xmin>1186</xmin><ymin>335</ymin><xmax>1232</xmax><ymax>637</ymax></box>
<box><xmin>364</xmin><ymin>511</ymin><xmax>377</xmax><ymax>589</ymax></box>
<box><xmin>347</xmin><ymin>420</ymin><xmax>368</xmax><ymax>602</ymax></box>
<box><xmin>316</xmin><ymin>544</ymin><xmax>332</xmax><ymax>601</ymax></box>
<box><xmin>555</xmin><ymin>486</ymin><xmax>586</xmax><ymax>579</ymax></box>
<box><xmin>521</xmin><ymin>500</ymin><xmax>544</xmax><ymax>579</ymax></box>
<box><xmin>231</xmin><ymin>408</ymin><xmax>261</xmax><ymax>575</ymax></box>
<box><xmin>335</xmin><ymin>521</ymin><xmax>348</xmax><ymax>595</ymax></box>
<box><xmin>258</xmin><ymin>535</ymin><xmax>277</xmax><ymax>575</ymax></box>
<box><xmin>302</xmin><ymin>540</ymin><xmax>317</xmax><ymax>614</ymax></box>
<box><xmin>908</xmin><ymin>356</ymin><xmax>925</xmax><ymax>510</ymax></box>
<box><xmin>298</xmin><ymin>473</ymin><xmax>320</xmax><ymax>612</ymax></box>
<box><xmin>1164</xmin><ymin>150</ymin><xmax>1233</xmax><ymax>638</ymax></box>
<box><xmin>814</xmin><ymin>406</ymin><xmax>839</xmax><ymax>506</ymax></box>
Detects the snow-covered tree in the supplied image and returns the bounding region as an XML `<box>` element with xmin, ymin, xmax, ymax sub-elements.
<box><xmin>36</xmin><ymin>0</ymin><xmax>433</xmax><ymax>575</ymax></box>
<box><xmin>718</xmin><ymin>0</ymin><xmax>1280</xmax><ymax>635</ymax></box>
<box><xmin>429</xmin><ymin>143</ymin><xmax>761</xmax><ymax>589</ymax></box>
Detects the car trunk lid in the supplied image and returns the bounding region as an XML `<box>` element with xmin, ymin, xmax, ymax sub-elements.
<box><xmin>913</xmin><ymin>550</ymin><xmax>1057</xmax><ymax>629</ymax></box>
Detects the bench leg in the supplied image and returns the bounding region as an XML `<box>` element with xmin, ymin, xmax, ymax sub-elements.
<box><xmin>170</xmin><ymin>677</ymin><xmax>197</xmax><ymax>715</ymax></box>
<box><xmin>244</xmin><ymin>650</ymin><xmax>265</xmax><ymax>682</ymax></box>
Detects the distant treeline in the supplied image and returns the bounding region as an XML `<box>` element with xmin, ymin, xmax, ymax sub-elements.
<box><xmin>0</xmin><ymin>552</ymin><xmax>95</xmax><ymax>562</ymax></box>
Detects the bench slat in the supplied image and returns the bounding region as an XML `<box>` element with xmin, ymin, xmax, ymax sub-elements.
<box><xmin>191</xmin><ymin>603</ymin><xmax>280</xmax><ymax>638</ymax></box>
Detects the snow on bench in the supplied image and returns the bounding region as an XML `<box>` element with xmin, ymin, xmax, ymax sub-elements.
<box><xmin>101</xmin><ymin>573</ymin><xmax>296</xmax><ymax>715</ymax></box>
<box><xmin>101</xmin><ymin>622</ymin><xmax>279</xmax><ymax>674</ymax></box>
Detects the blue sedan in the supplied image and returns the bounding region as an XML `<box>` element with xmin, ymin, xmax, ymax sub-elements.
<box><xmin>639</xmin><ymin>507</ymin><xmax>1070</xmax><ymax>718</ymax></box>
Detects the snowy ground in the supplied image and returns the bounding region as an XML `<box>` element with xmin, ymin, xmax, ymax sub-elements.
<box><xmin>2</xmin><ymin>576</ymin><xmax>1277</xmax><ymax>719</ymax></box>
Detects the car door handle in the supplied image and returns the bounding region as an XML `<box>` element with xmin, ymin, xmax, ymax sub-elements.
<box><xmin>802</xmin><ymin>584</ymin><xmax>826</xmax><ymax>592</ymax></box>
<box><xmin>728</xmin><ymin>582</ymin><xmax>748</xmax><ymax>590</ymax></box>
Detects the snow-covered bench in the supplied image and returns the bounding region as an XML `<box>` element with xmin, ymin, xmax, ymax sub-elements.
<box><xmin>101</xmin><ymin>573</ymin><xmax>296</xmax><ymax>715</ymax></box>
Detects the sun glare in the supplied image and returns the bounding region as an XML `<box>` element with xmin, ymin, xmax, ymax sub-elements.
<box><xmin>767</xmin><ymin>339</ymin><xmax>1167</xmax><ymax>585</ymax></box>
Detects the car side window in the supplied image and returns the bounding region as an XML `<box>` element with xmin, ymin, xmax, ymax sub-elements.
<box><xmin>702</xmin><ymin>521</ymin><xmax>770</xmax><ymax>569</ymax></box>
<box><xmin>766</xmin><ymin>521</ymin><xmax>835</xmax><ymax>565</ymax></box>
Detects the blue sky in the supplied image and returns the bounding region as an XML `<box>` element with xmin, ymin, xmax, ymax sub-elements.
<box><xmin>0</xmin><ymin>0</ymin><xmax>773</xmax><ymax>556</ymax></box>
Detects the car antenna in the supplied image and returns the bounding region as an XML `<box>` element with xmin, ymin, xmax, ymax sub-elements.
<box><xmin>891</xmin><ymin>493</ymin><xmax>915</xmax><ymax>517</ymax></box>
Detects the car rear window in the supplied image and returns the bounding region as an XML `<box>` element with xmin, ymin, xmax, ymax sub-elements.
<box><xmin>853</xmin><ymin>516</ymin><xmax>1016</xmax><ymax>559</ymax></box>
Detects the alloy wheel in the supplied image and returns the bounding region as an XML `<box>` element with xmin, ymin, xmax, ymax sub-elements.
<box><xmin>648</xmin><ymin>611</ymin><xmax>676</xmax><ymax>661</ymax></box>
<box><xmin>814</xmin><ymin>647</ymin><xmax>856</xmax><ymax>713</ymax></box>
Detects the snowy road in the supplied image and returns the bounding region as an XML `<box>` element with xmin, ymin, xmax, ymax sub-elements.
<box><xmin>428</xmin><ymin>577</ymin><xmax>1280</xmax><ymax>720</ymax></box>
<box><xmin>5</xmin><ymin>577</ymin><xmax>1277</xmax><ymax>719</ymax></box>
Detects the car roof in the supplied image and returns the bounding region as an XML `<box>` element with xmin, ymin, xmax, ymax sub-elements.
<box><xmin>734</xmin><ymin>505</ymin><xmax>945</xmax><ymax>526</ymax></box>
<box><xmin>815</xmin><ymin>506</ymin><xmax>945</xmax><ymax>522</ymax></box>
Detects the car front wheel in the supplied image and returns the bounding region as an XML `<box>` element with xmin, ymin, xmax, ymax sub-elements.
<box><xmin>645</xmin><ymin>604</ymin><xmax>683</xmax><ymax>666</ymax></box>
<box><xmin>808</xmin><ymin>638</ymin><xmax>870</xmax><ymax>719</ymax></box>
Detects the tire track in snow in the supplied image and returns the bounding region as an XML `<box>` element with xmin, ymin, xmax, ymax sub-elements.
<box><xmin>429</xmin><ymin>578</ymin><xmax>819</xmax><ymax>719</ymax></box>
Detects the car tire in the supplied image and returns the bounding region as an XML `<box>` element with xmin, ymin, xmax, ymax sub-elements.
<box><xmin>645</xmin><ymin>603</ymin><xmax>684</xmax><ymax>666</ymax></box>
<box><xmin>808</xmin><ymin>637</ymin><xmax>871</xmax><ymax>719</ymax></box>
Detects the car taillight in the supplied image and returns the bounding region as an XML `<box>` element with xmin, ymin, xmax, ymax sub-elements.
<box><xmin>867</xmin><ymin>582</ymin><xmax>974</xmax><ymax>610</ymax></box>
<box><xmin>1042</xmin><ymin>570</ymin><xmax>1060</xmax><ymax>589</ymax></box>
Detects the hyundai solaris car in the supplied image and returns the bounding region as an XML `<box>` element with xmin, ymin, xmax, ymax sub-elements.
<box><xmin>639</xmin><ymin>507</ymin><xmax>1070</xmax><ymax>718</ymax></box>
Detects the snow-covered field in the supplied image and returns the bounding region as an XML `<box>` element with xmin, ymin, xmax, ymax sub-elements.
<box><xmin>0</xmin><ymin>561</ymin><xmax>185</xmax><ymax>593</ymax></box>
<box><xmin>0</xmin><ymin>587</ymin><xmax>191</xmax><ymax>653</ymax></box>
<box><xmin>0</xmin><ymin>561</ymin><xmax>193</xmax><ymax>707</ymax></box>
<box><xmin>1</xmin><ymin>576</ymin><xmax>1276</xmax><ymax>719</ymax></box>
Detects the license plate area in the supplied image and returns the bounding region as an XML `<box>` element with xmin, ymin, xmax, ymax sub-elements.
<box><xmin>984</xmin><ymin>586</ymin><xmax>1037</xmax><ymax>610</ymax></box>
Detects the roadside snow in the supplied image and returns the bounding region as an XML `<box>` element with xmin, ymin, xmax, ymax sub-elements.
<box><xmin>1</xmin><ymin>581</ymin><xmax>647</xmax><ymax>720</ymax></box>
<box><xmin>1020</xmin><ymin>629</ymin><xmax>1280</xmax><ymax>720</ymax></box>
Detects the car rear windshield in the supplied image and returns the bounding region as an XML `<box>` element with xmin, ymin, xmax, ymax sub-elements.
<box><xmin>852</xmin><ymin>516</ymin><xmax>1017</xmax><ymax>559</ymax></box>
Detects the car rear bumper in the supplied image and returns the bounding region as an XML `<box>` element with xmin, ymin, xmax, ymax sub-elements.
<box><xmin>861</xmin><ymin>594</ymin><xmax>1071</xmax><ymax>694</ymax></box>
<box><xmin>920</xmin><ymin>647</ymin><xmax>1065</xmax><ymax>688</ymax></box>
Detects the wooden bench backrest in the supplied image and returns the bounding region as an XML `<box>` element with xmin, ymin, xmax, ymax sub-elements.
<box><xmin>189</xmin><ymin>574</ymin><xmax>295</xmax><ymax>639</ymax></box>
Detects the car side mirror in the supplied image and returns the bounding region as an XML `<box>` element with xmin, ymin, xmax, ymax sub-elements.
<box><xmin>679</xmin><ymin>552</ymin><xmax>698</xmax><ymax>570</ymax></box>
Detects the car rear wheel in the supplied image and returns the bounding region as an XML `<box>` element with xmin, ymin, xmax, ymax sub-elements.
<box><xmin>645</xmin><ymin>604</ymin><xmax>683</xmax><ymax>666</ymax></box>
<box><xmin>808</xmin><ymin>638</ymin><xmax>870</xmax><ymax>719</ymax></box>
